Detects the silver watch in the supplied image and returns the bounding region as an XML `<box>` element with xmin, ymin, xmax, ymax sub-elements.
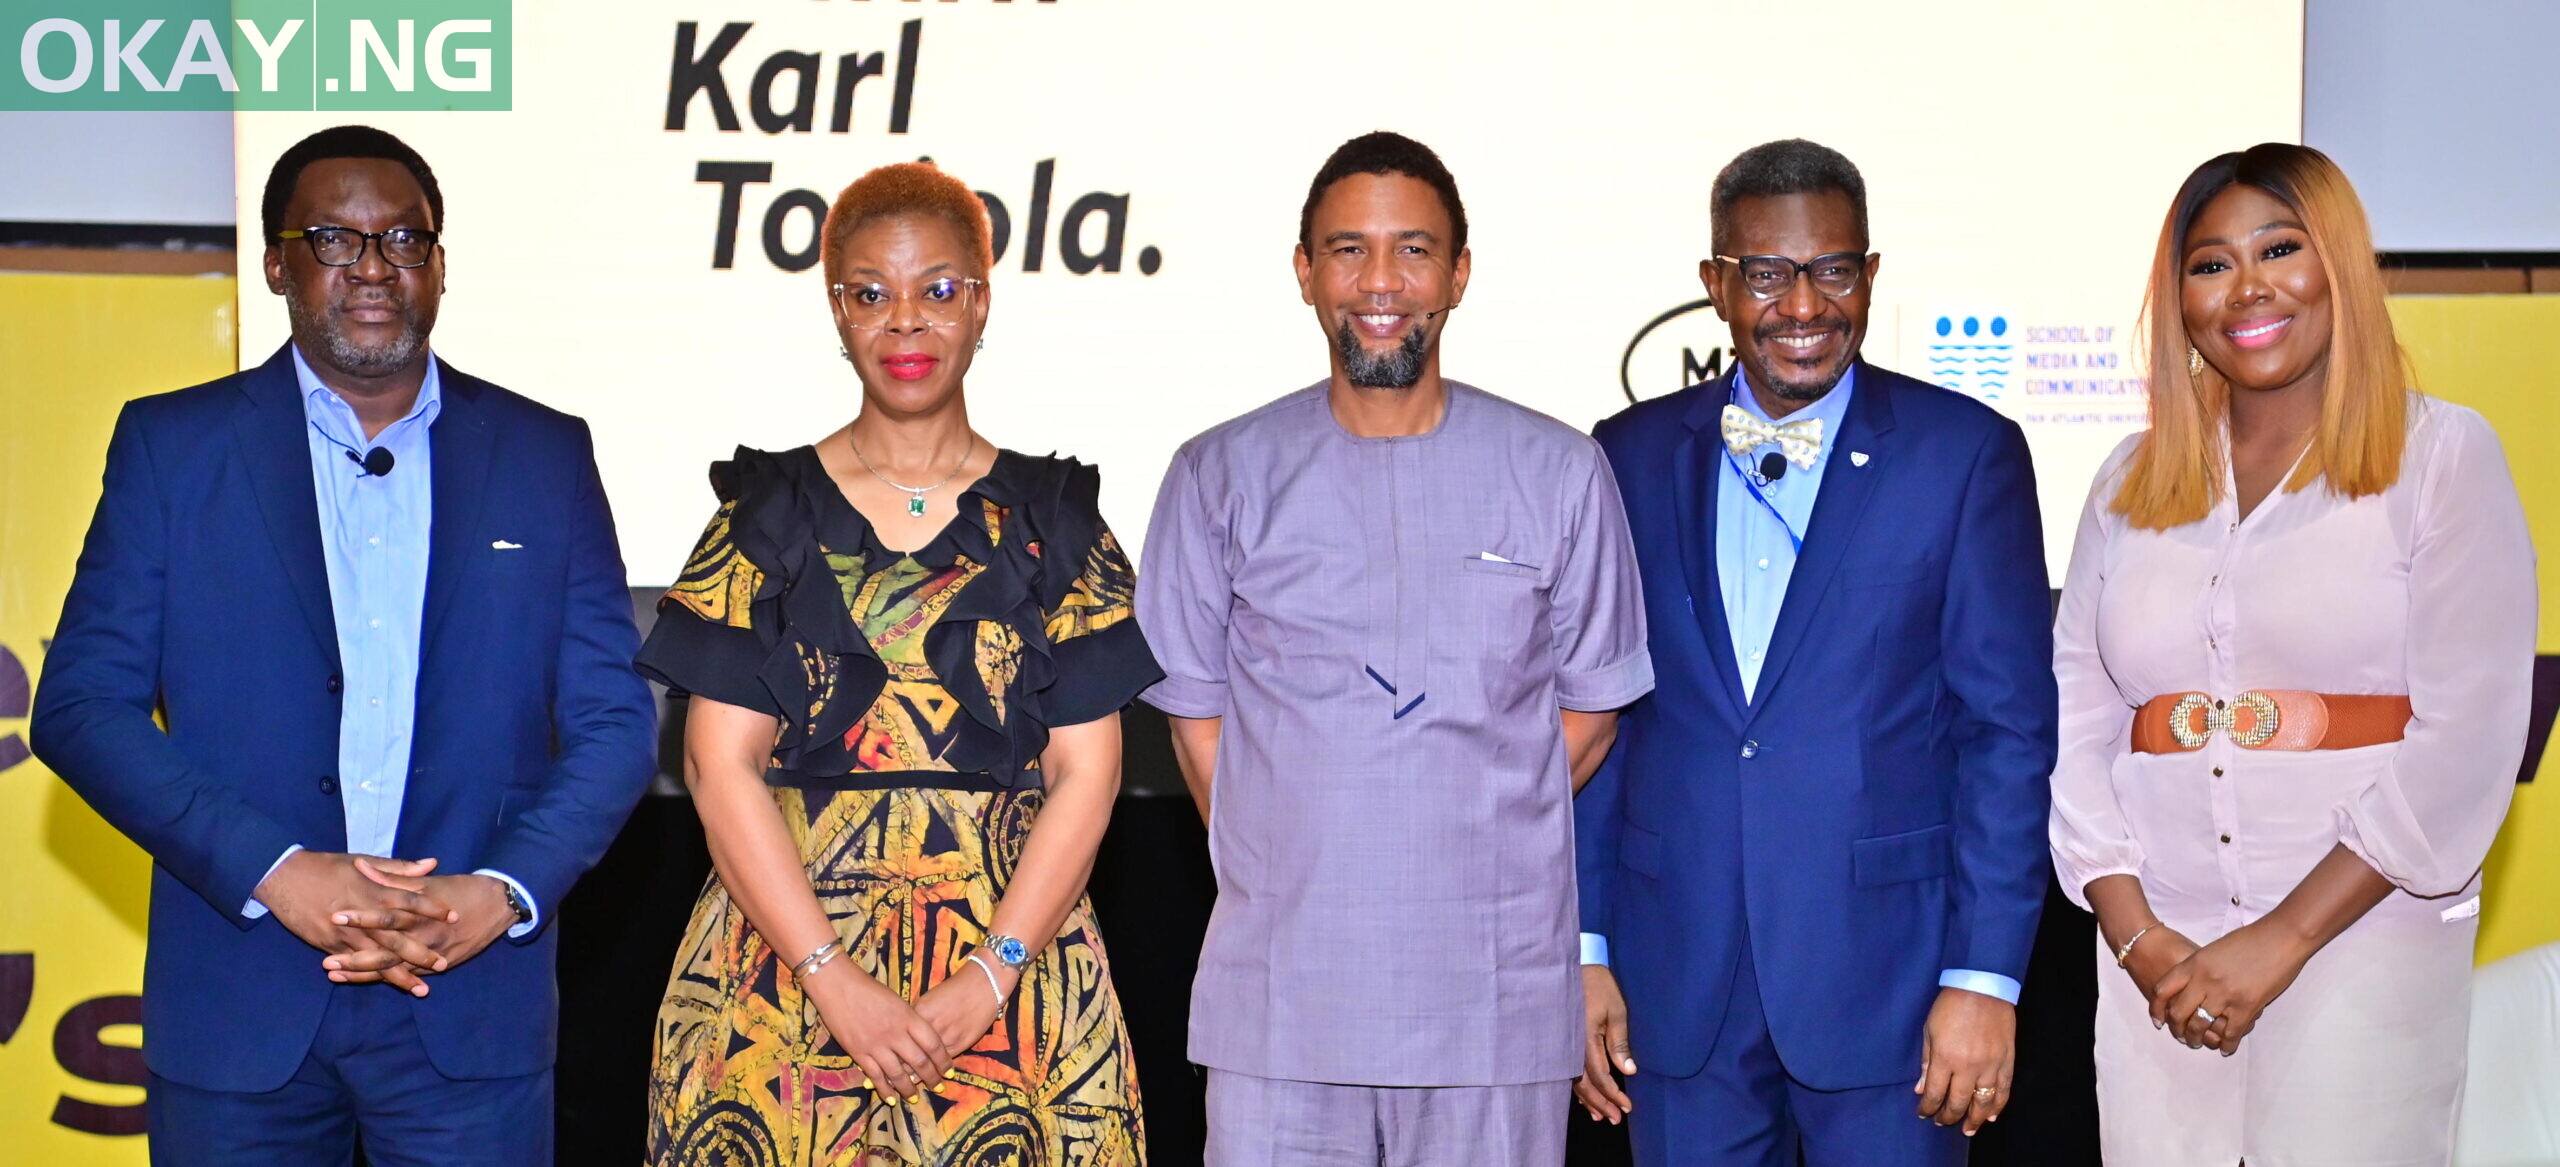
<box><xmin>981</xmin><ymin>934</ymin><xmax>1033</xmax><ymax>971</ymax></box>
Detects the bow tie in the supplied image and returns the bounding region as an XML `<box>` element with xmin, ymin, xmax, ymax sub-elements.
<box><xmin>1719</xmin><ymin>405</ymin><xmax>1823</xmax><ymax>470</ymax></box>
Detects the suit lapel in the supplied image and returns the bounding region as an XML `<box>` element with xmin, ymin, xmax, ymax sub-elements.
<box><xmin>1745</xmin><ymin>363</ymin><xmax>1899</xmax><ymax>716</ymax></box>
<box><xmin>233</xmin><ymin>345</ymin><xmax>340</xmax><ymax>667</ymax></box>
<box><xmin>422</xmin><ymin>360</ymin><xmax>494</xmax><ymax>647</ymax></box>
<box><xmin>1674</xmin><ymin>371</ymin><xmax>1749</xmax><ymax>722</ymax></box>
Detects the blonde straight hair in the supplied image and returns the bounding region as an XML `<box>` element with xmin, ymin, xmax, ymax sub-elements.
<box><xmin>2112</xmin><ymin>144</ymin><xmax>2412</xmax><ymax>530</ymax></box>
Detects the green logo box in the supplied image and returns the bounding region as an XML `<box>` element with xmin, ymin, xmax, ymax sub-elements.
<box><xmin>3</xmin><ymin>1</ymin><xmax>511</xmax><ymax>110</ymax></box>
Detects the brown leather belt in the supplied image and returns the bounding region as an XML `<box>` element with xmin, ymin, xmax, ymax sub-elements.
<box><xmin>2130</xmin><ymin>690</ymin><xmax>2412</xmax><ymax>754</ymax></box>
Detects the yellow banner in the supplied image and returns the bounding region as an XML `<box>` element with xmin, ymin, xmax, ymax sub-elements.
<box><xmin>2390</xmin><ymin>294</ymin><xmax>2560</xmax><ymax>966</ymax></box>
<box><xmin>0</xmin><ymin>272</ymin><xmax>235</xmax><ymax>1160</ymax></box>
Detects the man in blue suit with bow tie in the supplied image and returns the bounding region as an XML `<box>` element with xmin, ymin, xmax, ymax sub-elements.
<box><xmin>32</xmin><ymin>125</ymin><xmax>656</xmax><ymax>1164</ymax></box>
<box><xmin>1569</xmin><ymin>140</ymin><xmax>2058</xmax><ymax>1165</ymax></box>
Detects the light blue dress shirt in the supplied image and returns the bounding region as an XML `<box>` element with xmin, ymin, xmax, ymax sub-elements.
<box><xmin>1583</xmin><ymin>367</ymin><xmax>2016</xmax><ymax>1005</ymax></box>
<box><xmin>243</xmin><ymin>347</ymin><xmax>536</xmax><ymax>938</ymax></box>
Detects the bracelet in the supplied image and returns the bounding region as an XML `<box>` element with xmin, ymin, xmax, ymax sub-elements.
<box><xmin>965</xmin><ymin>951</ymin><xmax>1010</xmax><ymax>1020</ymax></box>
<box><xmin>2114</xmin><ymin>923</ymin><xmax>2159</xmax><ymax>968</ymax></box>
<box><xmin>794</xmin><ymin>937</ymin><xmax>844</xmax><ymax>981</ymax></box>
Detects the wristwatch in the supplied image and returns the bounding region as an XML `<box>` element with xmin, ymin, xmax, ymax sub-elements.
<box><xmin>498</xmin><ymin>880</ymin><xmax>532</xmax><ymax>927</ymax></box>
<box><xmin>981</xmin><ymin>934</ymin><xmax>1032</xmax><ymax>971</ymax></box>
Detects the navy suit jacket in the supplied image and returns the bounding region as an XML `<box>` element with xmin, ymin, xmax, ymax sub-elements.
<box><xmin>1576</xmin><ymin>361</ymin><xmax>2058</xmax><ymax>1088</ymax></box>
<box><xmin>32</xmin><ymin>344</ymin><xmax>657</xmax><ymax>1091</ymax></box>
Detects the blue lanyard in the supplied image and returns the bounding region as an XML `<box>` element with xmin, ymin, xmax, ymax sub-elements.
<box><xmin>1723</xmin><ymin>446</ymin><xmax>1804</xmax><ymax>554</ymax></box>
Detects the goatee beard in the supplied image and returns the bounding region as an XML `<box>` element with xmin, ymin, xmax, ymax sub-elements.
<box><xmin>1334</xmin><ymin>319</ymin><xmax>1430</xmax><ymax>389</ymax></box>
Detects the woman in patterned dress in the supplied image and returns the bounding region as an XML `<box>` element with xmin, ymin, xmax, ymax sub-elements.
<box><xmin>638</xmin><ymin>162</ymin><xmax>1161</xmax><ymax>1165</ymax></box>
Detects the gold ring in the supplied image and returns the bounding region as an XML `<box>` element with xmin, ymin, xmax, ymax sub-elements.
<box><xmin>1972</xmin><ymin>1086</ymin><xmax>1996</xmax><ymax>1098</ymax></box>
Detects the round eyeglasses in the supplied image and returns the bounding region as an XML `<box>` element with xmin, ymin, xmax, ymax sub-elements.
<box><xmin>830</xmin><ymin>277</ymin><xmax>984</xmax><ymax>329</ymax></box>
<box><xmin>1713</xmin><ymin>252</ymin><xmax>1874</xmax><ymax>300</ymax></box>
<box><xmin>277</xmin><ymin>227</ymin><xmax>440</xmax><ymax>269</ymax></box>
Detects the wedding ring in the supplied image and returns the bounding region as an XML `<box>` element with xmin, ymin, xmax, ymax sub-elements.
<box><xmin>1972</xmin><ymin>1086</ymin><xmax>1996</xmax><ymax>1098</ymax></box>
<box><xmin>2194</xmin><ymin>1006</ymin><xmax>2216</xmax><ymax>1024</ymax></box>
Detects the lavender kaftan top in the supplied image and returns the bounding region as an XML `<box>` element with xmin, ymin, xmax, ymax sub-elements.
<box><xmin>1141</xmin><ymin>381</ymin><xmax>1654</xmax><ymax>1087</ymax></box>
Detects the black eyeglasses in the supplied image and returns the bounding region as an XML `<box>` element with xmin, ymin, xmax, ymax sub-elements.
<box><xmin>1713</xmin><ymin>252</ymin><xmax>1874</xmax><ymax>300</ymax></box>
<box><xmin>277</xmin><ymin>226</ymin><xmax>440</xmax><ymax>269</ymax></box>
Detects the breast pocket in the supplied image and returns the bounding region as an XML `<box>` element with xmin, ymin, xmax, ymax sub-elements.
<box><xmin>1454</xmin><ymin>556</ymin><xmax>1548</xmax><ymax>664</ymax></box>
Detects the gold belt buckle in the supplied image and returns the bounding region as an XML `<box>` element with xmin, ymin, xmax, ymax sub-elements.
<box><xmin>2168</xmin><ymin>691</ymin><xmax>2282</xmax><ymax>749</ymax></box>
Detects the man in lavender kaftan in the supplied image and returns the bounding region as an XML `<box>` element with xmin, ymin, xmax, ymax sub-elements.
<box><xmin>1139</xmin><ymin>133</ymin><xmax>1654</xmax><ymax>1165</ymax></box>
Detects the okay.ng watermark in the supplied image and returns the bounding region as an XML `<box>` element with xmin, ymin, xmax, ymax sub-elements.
<box><xmin>4</xmin><ymin>1</ymin><xmax>510</xmax><ymax>110</ymax></box>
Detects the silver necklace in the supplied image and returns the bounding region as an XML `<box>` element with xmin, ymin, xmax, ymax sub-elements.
<box><xmin>848</xmin><ymin>432</ymin><xmax>976</xmax><ymax>517</ymax></box>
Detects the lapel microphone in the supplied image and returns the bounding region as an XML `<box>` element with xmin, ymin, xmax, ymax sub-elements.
<box><xmin>346</xmin><ymin>447</ymin><xmax>397</xmax><ymax>477</ymax></box>
<box><xmin>1422</xmin><ymin>303</ymin><xmax>1458</xmax><ymax>321</ymax></box>
<box><xmin>1758</xmin><ymin>451</ymin><xmax>1788</xmax><ymax>483</ymax></box>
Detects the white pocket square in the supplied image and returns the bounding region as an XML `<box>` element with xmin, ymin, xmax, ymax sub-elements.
<box><xmin>492</xmin><ymin>539</ymin><xmax>524</xmax><ymax>550</ymax></box>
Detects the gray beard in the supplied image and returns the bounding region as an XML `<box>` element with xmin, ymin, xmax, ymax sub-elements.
<box><xmin>1334</xmin><ymin>319</ymin><xmax>1430</xmax><ymax>389</ymax></box>
<box><xmin>290</xmin><ymin>300</ymin><xmax>428</xmax><ymax>378</ymax></box>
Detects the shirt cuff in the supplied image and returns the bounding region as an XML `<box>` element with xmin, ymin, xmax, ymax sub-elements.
<box><xmin>475</xmin><ymin>869</ymin><xmax>540</xmax><ymax>939</ymax></box>
<box><xmin>1938</xmin><ymin>968</ymin><xmax>2021</xmax><ymax>1005</ymax></box>
<box><xmin>242</xmin><ymin>844</ymin><xmax>305</xmax><ymax>919</ymax></box>
<box><xmin>1139</xmin><ymin>674</ymin><xmax>1227</xmax><ymax>719</ymax></box>
<box><xmin>1556</xmin><ymin>652</ymin><xmax>1657</xmax><ymax>713</ymax></box>
<box><xmin>1580</xmin><ymin>932</ymin><xmax>1611</xmax><ymax>967</ymax></box>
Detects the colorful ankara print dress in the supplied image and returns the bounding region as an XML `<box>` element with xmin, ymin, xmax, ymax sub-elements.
<box><xmin>637</xmin><ymin>446</ymin><xmax>1160</xmax><ymax>1167</ymax></box>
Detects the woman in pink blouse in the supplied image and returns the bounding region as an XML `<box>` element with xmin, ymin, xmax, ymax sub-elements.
<box><xmin>2049</xmin><ymin>142</ymin><xmax>2537</xmax><ymax>1166</ymax></box>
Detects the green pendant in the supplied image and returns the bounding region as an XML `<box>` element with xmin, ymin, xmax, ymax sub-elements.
<box><xmin>908</xmin><ymin>494</ymin><xmax>927</xmax><ymax>517</ymax></box>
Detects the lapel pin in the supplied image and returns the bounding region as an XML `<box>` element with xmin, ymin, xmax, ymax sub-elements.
<box><xmin>1849</xmin><ymin>451</ymin><xmax>1870</xmax><ymax>467</ymax></box>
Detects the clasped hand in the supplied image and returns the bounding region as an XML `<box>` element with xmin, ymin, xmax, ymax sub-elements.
<box><xmin>2135</xmin><ymin>920</ymin><xmax>2312</xmax><ymax>1056</ymax></box>
<box><xmin>252</xmin><ymin>850</ymin><xmax>517</xmax><ymax>997</ymax></box>
<box><xmin>805</xmin><ymin>956</ymin><xmax>1013</xmax><ymax>1101</ymax></box>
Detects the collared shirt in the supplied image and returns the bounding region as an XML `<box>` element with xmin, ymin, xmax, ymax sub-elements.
<box><xmin>1719</xmin><ymin>365</ymin><xmax>1856</xmax><ymax>702</ymax></box>
<box><xmin>1142</xmin><ymin>381</ymin><xmax>1654</xmax><ymax>1087</ymax></box>
<box><xmin>1583</xmin><ymin>364</ymin><xmax>2017</xmax><ymax>1006</ymax></box>
<box><xmin>244</xmin><ymin>347</ymin><xmax>535</xmax><ymax>936</ymax></box>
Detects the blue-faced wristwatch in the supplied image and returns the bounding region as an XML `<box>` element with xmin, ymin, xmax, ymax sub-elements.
<box><xmin>982</xmin><ymin>934</ymin><xmax>1032</xmax><ymax>971</ymax></box>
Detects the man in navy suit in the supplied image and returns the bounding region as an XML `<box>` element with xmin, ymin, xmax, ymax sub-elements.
<box><xmin>1570</xmin><ymin>140</ymin><xmax>2058</xmax><ymax>1165</ymax></box>
<box><xmin>31</xmin><ymin>125</ymin><xmax>655</xmax><ymax>1165</ymax></box>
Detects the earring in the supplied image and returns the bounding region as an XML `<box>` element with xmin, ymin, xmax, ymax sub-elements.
<box><xmin>839</xmin><ymin>345</ymin><xmax>851</xmax><ymax>363</ymax></box>
<box><xmin>2187</xmin><ymin>346</ymin><xmax>2204</xmax><ymax>378</ymax></box>
<box><xmin>975</xmin><ymin>338</ymin><xmax>985</xmax><ymax>353</ymax></box>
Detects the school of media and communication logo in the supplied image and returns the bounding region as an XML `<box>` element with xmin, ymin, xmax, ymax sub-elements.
<box><xmin>4</xmin><ymin>1</ymin><xmax>510</xmax><ymax>111</ymax></box>
<box><xmin>1926</xmin><ymin>313</ymin><xmax>2014</xmax><ymax>401</ymax></box>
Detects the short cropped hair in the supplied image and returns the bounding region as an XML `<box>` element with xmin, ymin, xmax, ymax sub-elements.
<box><xmin>261</xmin><ymin>125</ymin><xmax>443</xmax><ymax>242</ymax></box>
<box><xmin>1710</xmin><ymin>139</ymin><xmax>1868</xmax><ymax>256</ymax></box>
<box><xmin>1299</xmin><ymin>131</ymin><xmax>1469</xmax><ymax>254</ymax></box>
<box><xmin>821</xmin><ymin>161</ymin><xmax>995</xmax><ymax>278</ymax></box>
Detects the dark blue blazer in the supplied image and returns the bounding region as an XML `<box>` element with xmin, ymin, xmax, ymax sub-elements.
<box><xmin>32</xmin><ymin>344</ymin><xmax>657</xmax><ymax>1091</ymax></box>
<box><xmin>1576</xmin><ymin>362</ymin><xmax>2057</xmax><ymax>1088</ymax></box>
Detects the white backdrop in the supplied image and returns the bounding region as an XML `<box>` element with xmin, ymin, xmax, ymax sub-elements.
<box><xmin>235</xmin><ymin>0</ymin><xmax>2303</xmax><ymax>584</ymax></box>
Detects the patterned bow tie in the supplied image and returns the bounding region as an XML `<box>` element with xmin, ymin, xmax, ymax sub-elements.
<box><xmin>1719</xmin><ymin>405</ymin><xmax>1824</xmax><ymax>470</ymax></box>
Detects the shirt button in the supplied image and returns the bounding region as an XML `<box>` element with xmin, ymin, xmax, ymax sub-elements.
<box><xmin>1741</xmin><ymin>741</ymin><xmax>1760</xmax><ymax>760</ymax></box>
<box><xmin>1749</xmin><ymin>649</ymin><xmax>1764</xmax><ymax>661</ymax></box>
<box><xmin>2220</xmin><ymin>834</ymin><xmax>2233</xmax><ymax>844</ymax></box>
<box><xmin>1757</xmin><ymin>558</ymin><xmax>1771</xmax><ymax>570</ymax></box>
<box><xmin>360</xmin><ymin>780</ymin><xmax>377</xmax><ymax>793</ymax></box>
<box><xmin>2213</xmin><ymin>767</ymin><xmax>2225</xmax><ymax>778</ymax></box>
<box><xmin>2231</xmin><ymin>896</ymin><xmax>2242</xmax><ymax>906</ymax></box>
<box><xmin>319</xmin><ymin>775</ymin><xmax>338</xmax><ymax>795</ymax></box>
<box><xmin>367</xmin><ymin>536</ymin><xmax>381</xmax><ymax>547</ymax></box>
<box><xmin>368</xmin><ymin>619</ymin><xmax>381</xmax><ymax>629</ymax></box>
<box><xmin>368</xmin><ymin>697</ymin><xmax>382</xmax><ymax>708</ymax></box>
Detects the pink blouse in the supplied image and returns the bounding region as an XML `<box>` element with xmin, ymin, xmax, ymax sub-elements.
<box><xmin>2050</xmin><ymin>397</ymin><xmax>2537</xmax><ymax>917</ymax></box>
